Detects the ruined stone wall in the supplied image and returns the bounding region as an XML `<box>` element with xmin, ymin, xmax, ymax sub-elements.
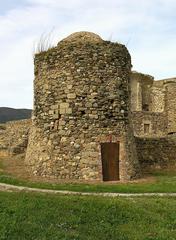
<box><xmin>165</xmin><ymin>80</ymin><xmax>176</xmax><ymax>134</ymax></box>
<box><xmin>141</xmin><ymin>78</ymin><xmax>153</xmax><ymax>112</ymax></box>
<box><xmin>0</xmin><ymin>124</ymin><xmax>8</xmax><ymax>157</ymax></box>
<box><xmin>130</xmin><ymin>72</ymin><xmax>142</xmax><ymax>111</ymax></box>
<box><xmin>0</xmin><ymin>119</ymin><xmax>31</xmax><ymax>156</ymax></box>
<box><xmin>130</xmin><ymin>73</ymin><xmax>170</xmax><ymax>138</ymax></box>
<box><xmin>151</xmin><ymin>80</ymin><xmax>166</xmax><ymax>112</ymax></box>
<box><xmin>132</xmin><ymin>111</ymin><xmax>167</xmax><ymax>137</ymax></box>
<box><xmin>25</xmin><ymin>32</ymin><xmax>139</xmax><ymax>181</ymax></box>
<box><xmin>135</xmin><ymin>137</ymin><xmax>176</xmax><ymax>170</ymax></box>
<box><xmin>130</xmin><ymin>72</ymin><xmax>154</xmax><ymax>112</ymax></box>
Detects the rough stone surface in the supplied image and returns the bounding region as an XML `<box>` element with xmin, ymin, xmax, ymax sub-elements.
<box><xmin>131</xmin><ymin>73</ymin><xmax>176</xmax><ymax>171</ymax></box>
<box><xmin>59</xmin><ymin>31</ymin><xmax>103</xmax><ymax>44</ymax></box>
<box><xmin>1</xmin><ymin>32</ymin><xmax>176</xmax><ymax>182</ymax></box>
<box><xmin>132</xmin><ymin>111</ymin><xmax>167</xmax><ymax>137</ymax></box>
<box><xmin>131</xmin><ymin>73</ymin><xmax>176</xmax><ymax>138</ymax></box>
<box><xmin>0</xmin><ymin>120</ymin><xmax>30</xmax><ymax>156</ymax></box>
<box><xmin>135</xmin><ymin>137</ymin><xmax>176</xmax><ymax>170</ymax></box>
<box><xmin>25</xmin><ymin>31</ymin><xmax>139</xmax><ymax>181</ymax></box>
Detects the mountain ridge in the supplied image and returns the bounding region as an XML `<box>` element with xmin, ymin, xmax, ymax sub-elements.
<box><xmin>0</xmin><ymin>107</ymin><xmax>32</xmax><ymax>123</ymax></box>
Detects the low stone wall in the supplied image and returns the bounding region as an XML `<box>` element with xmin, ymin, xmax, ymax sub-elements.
<box><xmin>0</xmin><ymin>119</ymin><xmax>31</xmax><ymax>156</ymax></box>
<box><xmin>135</xmin><ymin>136</ymin><xmax>176</xmax><ymax>170</ymax></box>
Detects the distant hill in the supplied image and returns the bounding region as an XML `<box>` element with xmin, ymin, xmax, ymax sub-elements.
<box><xmin>0</xmin><ymin>107</ymin><xmax>32</xmax><ymax>123</ymax></box>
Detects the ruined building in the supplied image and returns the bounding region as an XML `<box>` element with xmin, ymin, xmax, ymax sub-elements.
<box><xmin>25</xmin><ymin>32</ymin><xmax>139</xmax><ymax>181</ymax></box>
<box><xmin>131</xmin><ymin>72</ymin><xmax>176</xmax><ymax>137</ymax></box>
<box><xmin>0</xmin><ymin>32</ymin><xmax>176</xmax><ymax>181</ymax></box>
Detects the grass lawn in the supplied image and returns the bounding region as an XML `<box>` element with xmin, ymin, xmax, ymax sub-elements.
<box><xmin>0</xmin><ymin>156</ymin><xmax>176</xmax><ymax>193</ymax></box>
<box><xmin>0</xmin><ymin>192</ymin><xmax>175</xmax><ymax>240</ymax></box>
<box><xmin>0</xmin><ymin>170</ymin><xmax>176</xmax><ymax>193</ymax></box>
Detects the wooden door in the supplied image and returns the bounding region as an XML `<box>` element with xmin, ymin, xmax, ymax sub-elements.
<box><xmin>101</xmin><ymin>142</ymin><xmax>119</xmax><ymax>181</ymax></box>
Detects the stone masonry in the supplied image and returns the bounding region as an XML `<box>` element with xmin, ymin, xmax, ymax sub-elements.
<box><xmin>131</xmin><ymin>72</ymin><xmax>176</xmax><ymax>137</ymax></box>
<box><xmin>1</xmin><ymin>31</ymin><xmax>176</xmax><ymax>181</ymax></box>
<box><xmin>25</xmin><ymin>31</ymin><xmax>140</xmax><ymax>181</ymax></box>
<box><xmin>131</xmin><ymin>72</ymin><xmax>176</xmax><ymax>171</ymax></box>
<box><xmin>0</xmin><ymin>119</ymin><xmax>30</xmax><ymax>157</ymax></box>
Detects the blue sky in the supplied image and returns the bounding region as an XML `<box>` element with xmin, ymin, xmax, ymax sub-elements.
<box><xmin>0</xmin><ymin>0</ymin><xmax>27</xmax><ymax>14</ymax></box>
<box><xmin>0</xmin><ymin>0</ymin><xmax>176</xmax><ymax>108</ymax></box>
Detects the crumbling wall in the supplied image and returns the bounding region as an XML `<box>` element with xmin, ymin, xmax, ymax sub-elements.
<box><xmin>165</xmin><ymin>80</ymin><xmax>176</xmax><ymax>134</ymax></box>
<box><xmin>132</xmin><ymin>111</ymin><xmax>167</xmax><ymax>137</ymax></box>
<box><xmin>0</xmin><ymin>119</ymin><xmax>31</xmax><ymax>156</ymax></box>
<box><xmin>135</xmin><ymin>137</ymin><xmax>176</xmax><ymax>170</ymax></box>
<box><xmin>151</xmin><ymin>80</ymin><xmax>166</xmax><ymax>112</ymax></box>
<box><xmin>130</xmin><ymin>72</ymin><xmax>154</xmax><ymax>112</ymax></box>
<box><xmin>130</xmin><ymin>72</ymin><xmax>142</xmax><ymax>111</ymax></box>
<box><xmin>130</xmin><ymin>73</ymin><xmax>168</xmax><ymax>138</ymax></box>
<box><xmin>26</xmin><ymin>31</ymin><xmax>139</xmax><ymax>181</ymax></box>
<box><xmin>0</xmin><ymin>124</ymin><xmax>8</xmax><ymax>157</ymax></box>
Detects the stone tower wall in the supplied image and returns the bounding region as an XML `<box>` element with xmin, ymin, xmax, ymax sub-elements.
<box><xmin>25</xmin><ymin>32</ymin><xmax>139</xmax><ymax>181</ymax></box>
<box><xmin>165</xmin><ymin>81</ymin><xmax>176</xmax><ymax>134</ymax></box>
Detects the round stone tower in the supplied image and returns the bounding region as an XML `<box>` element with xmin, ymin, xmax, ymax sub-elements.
<box><xmin>164</xmin><ymin>79</ymin><xmax>176</xmax><ymax>134</ymax></box>
<box><xmin>25</xmin><ymin>31</ymin><xmax>140</xmax><ymax>181</ymax></box>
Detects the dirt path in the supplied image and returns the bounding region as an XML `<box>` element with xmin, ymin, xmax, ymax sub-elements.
<box><xmin>0</xmin><ymin>182</ymin><xmax>176</xmax><ymax>197</ymax></box>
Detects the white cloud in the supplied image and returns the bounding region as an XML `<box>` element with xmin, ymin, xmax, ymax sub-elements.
<box><xmin>0</xmin><ymin>0</ymin><xmax>176</xmax><ymax>108</ymax></box>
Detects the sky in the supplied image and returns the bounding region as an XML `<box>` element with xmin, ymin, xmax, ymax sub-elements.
<box><xmin>0</xmin><ymin>0</ymin><xmax>176</xmax><ymax>108</ymax></box>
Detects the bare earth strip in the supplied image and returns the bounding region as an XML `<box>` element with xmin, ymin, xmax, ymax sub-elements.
<box><xmin>0</xmin><ymin>182</ymin><xmax>176</xmax><ymax>197</ymax></box>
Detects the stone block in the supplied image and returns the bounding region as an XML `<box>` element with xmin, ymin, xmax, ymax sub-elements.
<box><xmin>53</xmin><ymin>114</ymin><xmax>59</xmax><ymax>119</ymax></box>
<box><xmin>60</xmin><ymin>103</ymin><xmax>69</xmax><ymax>108</ymax></box>
<box><xmin>61</xmin><ymin>137</ymin><xmax>67</xmax><ymax>142</ymax></box>
<box><xmin>60</xmin><ymin>108</ymin><xmax>66</xmax><ymax>114</ymax></box>
<box><xmin>59</xmin><ymin>120</ymin><xmax>66</xmax><ymax>126</ymax></box>
<box><xmin>89</xmin><ymin>114</ymin><xmax>98</xmax><ymax>119</ymax></box>
<box><xmin>49</xmin><ymin>110</ymin><xmax>54</xmax><ymax>115</ymax></box>
<box><xmin>67</xmin><ymin>85</ymin><xmax>73</xmax><ymax>89</ymax></box>
<box><xmin>51</xmin><ymin>104</ymin><xmax>59</xmax><ymax>110</ymax></box>
<box><xmin>67</xmin><ymin>93</ymin><xmax>76</xmax><ymax>99</ymax></box>
<box><xmin>66</xmin><ymin>108</ymin><xmax>72</xmax><ymax>114</ymax></box>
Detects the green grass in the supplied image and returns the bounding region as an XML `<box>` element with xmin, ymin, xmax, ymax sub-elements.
<box><xmin>0</xmin><ymin>170</ymin><xmax>176</xmax><ymax>193</ymax></box>
<box><xmin>0</xmin><ymin>192</ymin><xmax>175</xmax><ymax>240</ymax></box>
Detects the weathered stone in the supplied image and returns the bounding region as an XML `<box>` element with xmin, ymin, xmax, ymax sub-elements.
<box><xmin>49</xmin><ymin>110</ymin><xmax>54</xmax><ymax>115</ymax></box>
<box><xmin>65</xmin><ymin>108</ymin><xmax>72</xmax><ymax>114</ymax></box>
<box><xmin>0</xmin><ymin>120</ymin><xmax>30</xmax><ymax>156</ymax></box>
<box><xmin>53</xmin><ymin>114</ymin><xmax>59</xmax><ymax>119</ymax></box>
<box><xmin>59</xmin><ymin>108</ymin><xmax>66</xmax><ymax>114</ymax></box>
<box><xmin>1</xmin><ymin>35</ymin><xmax>176</xmax><ymax>182</ymax></box>
<box><xmin>67</xmin><ymin>93</ymin><xmax>76</xmax><ymax>99</ymax></box>
<box><xmin>67</xmin><ymin>85</ymin><xmax>73</xmax><ymax>90</ymax></box>
<box><xmin>74</xmin><ymin>143</ymin><xmax>80</xmax><ymax>149</ymax></box>
<box><xmin>59</xmin><ymin>120</ymin><xmax>66</xmax><ymax>126</ymax></box>
<box><xmin>89</xmin><ymin>114</ymin><xmax>98</xmax><ymax>119</ymax></box>
<box><xmin>51</xmin><ymin>105</ymin><xmax>59</xmax><ymax>110</ymax></box>
<box><xmin>25</xmin><ymin>31</ymin><xmax>139</xmax><ymax>181</ymax></box>
<box><xmin>60</xmin><ymin>103</ymin><xmax>69</xmax><ymax>108</ymax></box>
